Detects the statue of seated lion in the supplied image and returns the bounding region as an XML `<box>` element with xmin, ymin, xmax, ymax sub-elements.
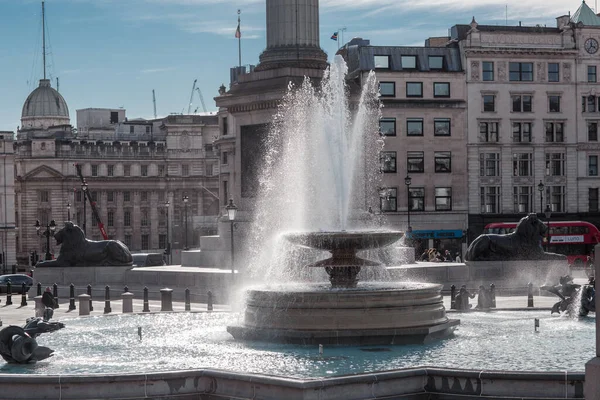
<box><xmin>37</xmin><ymin>222</ymin><xmax>133</xmax><ymax>267</ymax></box>
<box><xmin>465</xmin><ymin>213</ymin><xmax>566</xmax><ymax>262</ymax></box>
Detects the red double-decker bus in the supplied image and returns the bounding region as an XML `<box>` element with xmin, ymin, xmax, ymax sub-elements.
<box><xmin>483</xmin><ymin>220</ymin><xmax>600</xmax><ymax>267</ymax></box>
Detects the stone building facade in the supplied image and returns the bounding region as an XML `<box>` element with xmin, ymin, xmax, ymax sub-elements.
<box><xmin>0</xmin><ymin>131</ymin><xmax>16</xmax><ymax>272</ymax></box>
<box><xmin>341</xmin><ymin>39</ymin><xmax>468</xmax><ymax>255</ymax></box>
<box><xmin>14</xmin><ymin>81</ymin><xmax>220</xmax><ymax>266</ymax></box>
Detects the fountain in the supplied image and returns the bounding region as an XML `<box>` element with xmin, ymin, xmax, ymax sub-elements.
<box><xmin>226</xmin><ymin>55</ymin><xmax>458</xmax><ymax>345</ymax></box>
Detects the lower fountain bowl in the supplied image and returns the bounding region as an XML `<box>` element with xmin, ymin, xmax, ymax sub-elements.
<box><xmin>227</xmin><ymin>282</ymin><xmax>459</xmax><ymax>345</ymax></box>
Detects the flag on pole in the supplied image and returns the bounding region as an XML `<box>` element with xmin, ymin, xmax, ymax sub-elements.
<box><xmin>331</xmin><ymin>31</ymin><xmax>338</xmax><ymax>41</ymax></box>
<box><xmin>235</xmin><ymin>22</ymin><xmax>241</xmax><ymax>38</ymax></box>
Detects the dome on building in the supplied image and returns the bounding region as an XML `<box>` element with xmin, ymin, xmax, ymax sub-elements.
<box><xmin>21</xmin><ymin>79</ymin><xmax>69</xmax><ymax>119</ymax></box>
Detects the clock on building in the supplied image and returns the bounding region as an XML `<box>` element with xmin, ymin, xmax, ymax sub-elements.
<box><xmin>585</xmin><ymin>38</ymin><xmax>599</xmax><ymax>54</ymax></box>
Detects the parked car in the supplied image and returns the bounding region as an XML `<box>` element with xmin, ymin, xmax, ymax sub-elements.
<box><xmin>0</xmin><ymin>274</ymin><xmax>33</xmax><ymax>293</ymax></box>
<box><xmin>131</xmin><ymin>253</ymin><xmax>166</xmax><ymax>268</ymax></box>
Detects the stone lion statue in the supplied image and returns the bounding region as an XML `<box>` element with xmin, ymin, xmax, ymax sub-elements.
<box><xmin>36</xmin><ymin>222</ymin><xmax>133</xmax><ymax>267</ymax></box>
<box><xmin>465</xmin><ymin>213</ymin><xmax>566</xmax><ymax>262</ymax></box>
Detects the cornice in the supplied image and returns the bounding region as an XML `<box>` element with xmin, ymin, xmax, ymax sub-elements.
<box><xmin>464</xmin><ymin>48</ymin><xmax>578</xmax><ymax>56</ymax></box>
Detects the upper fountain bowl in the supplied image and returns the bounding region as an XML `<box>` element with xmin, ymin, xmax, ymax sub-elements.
<box><xmin>283</xmin><ymin>230</ymin><xmax>404</xmax><ymax>251</ymax></box>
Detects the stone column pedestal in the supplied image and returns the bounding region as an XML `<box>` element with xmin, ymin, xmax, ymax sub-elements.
<box><xmin>122</xmin><ymin>292</ymin><xmax>134</xmax><ymax>313</ymax></box>
<box><xmin>78</xmin><ymin>294</ymin><xmax>91</xmax><ymax>316</ymax></box>
<box><xmin>160</xmin><ymin>288</ymin><xmax>173</xmax><ymax>312</ymax></box>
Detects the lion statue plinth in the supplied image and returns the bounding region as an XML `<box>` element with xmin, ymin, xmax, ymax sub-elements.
<box><xmin>36</xmin><ymin>222</ymin><xmax>133</xmax><ymax>267</ymax></box>
<box><xmin>465</xmin><ymin>213</ymin><xmax>566</xmax><ymax>262</ymax></box>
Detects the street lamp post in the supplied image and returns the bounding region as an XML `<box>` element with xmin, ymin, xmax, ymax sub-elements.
<box><xmin>226</xmin><ymin>198</ymin><xmax>238</xmax><ymax>278</ymax></box>
<box><xmin>183</xmin><ymin>195</ymin><xmax>189</xmax><ymax>250</ymax></box>
<box><xmin>537</xmin><ymin>181</ymin><xmax>544</xmax><ymax>216</ymax></box>
<box><xmin>165</xmin><ymin>200</ymin><xmax>171</xmax><ymax>264</ymax></box>
<box><xmin>66</xmin><ymin>202</ymin><xmax>71</xmax><ymax>222</ymax></box>
<box><xmin>404</xmin><ymin>175</ymin><xmax>412</xmax><ymax>229</ymax></box>
<box><xmin>36</xmin><ymin>219</ymin><xmax>56</xmax><ymax>260</ymax></box>
<box><xmin>544</xmin><ymin>204</ymin><xmax>552</xmax><ymax>251</ymax></box>
<box><xmin>81</xmin><ymin>182</ymin><xmax>88</xmax><ymax>236</ymax></box>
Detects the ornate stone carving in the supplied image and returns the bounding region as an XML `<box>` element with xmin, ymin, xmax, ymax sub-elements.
<box><xmin>470</xmin><ymin>61</ymin><xmax>480</xmax><ymax>81</ymax></box>
<box><xmin>497</xmin><ymin>61</ymin><xmax>507</xmax><ymax>81</ymax></box>
<box><xmin>563</xmin><ymin>62</ymin><xmax>572</xmax><ymax>82</ymax></box>
<box><xmin>537</xmin><ymin>62</ymin><xmax>546</xmax><ymax>81</ymax></box>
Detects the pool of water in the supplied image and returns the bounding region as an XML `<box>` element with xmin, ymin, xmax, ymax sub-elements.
<box><xmin>0</xmin><ymin>311</ymin><xmax>594</xmax><ymax>377</ymax></box>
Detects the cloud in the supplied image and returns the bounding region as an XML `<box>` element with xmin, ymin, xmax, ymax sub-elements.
<box><xmin>180</xmin><ymin>20</ymin><xmax>264</xmax><ymax>38</ymax></box>
<box><xmin>140</xmin><ymin>67</ymin><xmax>177</xmax><ymax>74</ymax></box>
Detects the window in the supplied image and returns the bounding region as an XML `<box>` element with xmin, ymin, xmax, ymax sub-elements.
<box><xmin>512</xmin><ymin>95</ymin><xmax>532</xmax><ymax>112</ymax></box>
<box><xmin>141</xmin><ymin>210</ymin><xmax>149</xmax><ymax>227</ymax></box>
<box><xmin>107</xmin><ymin>191</ymin><xmax>114</xmax><ymax>202</ymax></box>
<box><xmin>124</xmin><ymin>165</ymin><xmax>131</xmax><ymax>177</ymax></box>
<box><xmin>546</xmin><ymin>153</ymin><xmax>566</xmax><ymax>176</ymax></box>
<box><xmin>512</xmin><ymin>122</ymin><xmax>532</xmax><ymax>142</ymax></box>
<box><xmin>206</xmin><ymin>164</ymin><xmax>213</xmax><ymax>176</ymax></box>
<box><xmin>379</xmin><ymin>118</ymin><xmax>396</xmax><ymax>136</ymax></box>
<box><xmin>159</xmin><ymin>234</ymin><xmax>167</xmax><ymax>249</ymax></box>
<box><xmin>107</xmin><ymin>165</ymin><xmax>114</xmax><ymax>177</ymax></box>
<box><xmin>435</xmin><ymin>188</ymin><xmax>452</xmax><ymax>211</ymax></box>
<box><xmin>479</xmin><ymin>153</ymin><xmax>500</xmax><ymax>177</ymax></box>
<box><xmin>483</xmin><ymin>95</ymin><xmax>495</xmax><ymax>112</ymax></box>
<box><xmin>407</xmin><ymin>151</ymin><xmax>424</xmax><ymax>173</ymax></box>
<box><xmin>158</xmin><ymin>165</ymin><xmax>166</xmax><ymax>177</ymax></box>
<box><xmin>590</xmin><ymin>156</ymin><xmax>599</xmax><ymax>176</ymax></box>
<box><xmin>91</xmin><ymin>165</ymin><xmax>98</xmax><ymax>177</ymax></box>
<box><xmin>380</xmin><ymin>187</ymin><xmax>397</xmax><ymax>212</ymax></box>
<box><xmin>589</xmin><ymin>122</ymin><xmax>598</xmax><ymax>141</ymax></box>
<box><xmin>406</xmin><ymin>119</ymin><xmax>423</xmax><ymax>136</ymax></box>
<box><xmin>509</xmin><ymin>62</ymin><xmax>533</xmax><ymax>81</ymax></box>
<box><xmin>480</xmin><ymin>186</ymin><xmax>501</xmax><ymax>213</ymax></box>
<box><xmin>124</xmin><ymin>191</ymin><xmax>131</xmax><ymax>202</ymax></box>
<box><xmin>129</xmin><ymin>126</ymin><xmax>134</xmax><ymax>134</ymax></box>
<box><xmin>40</xmin><ymin>190</ymin><xmax>49</xmax><ymax>203</ymax></box>
<box><xmin>513</xmin><ymin>153</ymin><xmax>533</xmax><ymax>177</ymax></box>
<box><xmin>586</xmin><ymin>95</ymin><xmax>597</xmax><ymax>113</ymax></box>
<box><xmin>75</xmin><ymin>190</ymin><xmax>82</xmax><ymax>203</ymax></box>
<box><xmin>124</xmin><ymin>234</ymin><xmax>132</xmax><ymax>248</ymax></box>
<box><xmin>406</xmin><ymin>82</ymin><xmax>423</xmax><ymax>97</ymax></box>
<box><xmin>110</xmin><ymin>111</ymin><xmax>119</xmax><ymax>124</ymax></box>
<box><xmin>374</xmin><ymin>55</ymin><xmax>390</xmax><ymax>69</ymax></box>
<box><xmin>222</xmin><ymin>117</ymin><xmax>228</xmax><ymax>135</ymax></box>
<box><xmin>409</xmin><ymin>188</ymin><xmax>425</xmax><ymax>211</ymax></box>
<box><xmin>107</xmin><ymin>211</ymin><xmax>114</xmax><ymax>227</ymax></box>
<box><xmin>589</xmin><ymin>66</ymin><xmax>597</xmax><ymax>83</ymax></box>
<box><xmin>545</xmin><ymin>122</ymin><xmax>564</xmax><ymax>142</ymax></box>
<box><xmin>549</xmin><ymin>95</ymin><xmax>561</xmax><ymax>112</ymax></box>
<box><xmin>141</xmin><ymin>234</ymin><xmax>149</xmax><ymax>250</ymax></box>
<box><xmin>513</xmin><ymin>186</ymin><xmax>533</xmax><ymax>213</ymax></box>
<box><xmin>433</xmin><ymin>82</ymin><xmax>450</xmax><ymax>98</ymax></box>
<box><xmin>379</xmin><ymin>82</ymin><xmax>395</xmax><ymax>97</ymax></box>
<box><xmin>548</xmin><ymin>63</ymin><xmax>560</xmax><ymax>82</ymax></box>
<box><xmin>434</xmin><ymin>151</ymin><xmax>451</xmax><ymax>172</ymax></box>
<box><xmin>91</xmin><ymin>191</ymin><xmax>98</xmax><ymax>202</ymax></box>
<box><xmin>482</xmin><ymin>61</ymin><xmax>494</xmax><ymax>81</ymax></box>
<box><xmin>380</xmin><ymin>151</ymin><xmax>397</xmax><ymax>173</ymax></box>
<box><xmin>140</xmin><ymin>191</ymin><xmax>148</xmax><ymax>201</ymax></box>
<box><xmin>124</xmin><ymin>211</ymin><xmax>131</xmax><ymax>227</ymax></box>
<box><xmin>140</xmin><ymin>165</ymin><xmax>148</xmax><ymax>177</ymax></box>
<box><xmin>401</xmin><ymin>55</ymin><xmax>416</xmax><ymax>69</ymax></box>
<box><xmin>429</xmin><ymin>56</ymin><xmax>444</xmax><ymax>69</ymax></box>
<box><xmin>145</xmin><ymin>126</ymin><xmax>150</xmax><ymax>134</ymax></box>
<box><xmin>434</xmin><ymin>119</ymin><xmax>451</xmax><ymax>136</ymax></box>
<box><xmin>546</xmin><ymin>186</ymin><xmax>566</xmax><ymax>212</ymax></box>
<box><xmin>479</xmin><ymin>122</ymin><xmax>499</xmax><ymax>142</ymax></box>
<box><xmin>590</xmin><ymin>188</ymin><xmax>599</xmax><ymax>212</ymax></box>
<box><xmin>181</xmin><ymin>165</ymin><xmax>189</xmax><ymax>176</ymax></box>
<box><xmin>222</xmin><ymin>151</ymin><xmax>229</xmax><ymax>165</ymax></box>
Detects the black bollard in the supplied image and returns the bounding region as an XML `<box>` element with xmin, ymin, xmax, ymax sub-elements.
<box><xmin>87</xmin><ymin>284</ymin><xmax>94</xmax><ymax>311</ymax></box>
<box><xmin>68</xmin><ymin>283</ymin><xmax>76</xmax><ymax>311</ymax></box>
<box><xmin>53</xmin><ymin>283</ymin><xmax>59</xmax><ymax>308</ymax></box>
<box><xmin>6</xmin><ymin>280</ymin><xmax>12</xmax><ymax>306</ymax></box>
<box><xmin>36</xmin><ymin>283</ymin><xmax>42</xmax><ymax>297</ymax></box>
<box><xmin>104</xmin><ymin>285</ymin><xmax>112</xmax><ymax>314</ymax></box>
<box><xmin>207</xmin><ymin>291</ymin><xmax>213</xmax><ymax>312</ymax></box>
<box><xmin>490</xmin><ymin>283</ymin><xmax>496</xmax><ymax>308</ymax></box>
<box><xmin>527</xmin><ymin>282</ymin><xmax>534</xmax><ymax>308</ymax></box>
<box><xmin>142</xmin><ymin>287</ymin><xmax>150</xmax><ymax>312</ymax></box>
<box><xmin>185</xmin><ymin>288</ymin><xmax>191</xmax><ymax>311</ymax></box>
<box><xmin>20</xmin><ymin>283</ymin><xmax>27</xmax><ymax>307</ymax></box>
<box><xmin>124</xmin><ymin>285</ymin><xmax>129</xmax><ymax>293</ymax></box>
<box><xmin>450</xmin><ymin>285</ymin><xmax>456</xmax><ymax>309</ymax></box>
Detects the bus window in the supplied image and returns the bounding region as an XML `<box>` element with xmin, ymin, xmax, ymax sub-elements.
<box><xmin>570</xmin><ymin>226</ymin><xmax>588</xmax><ymax>234</ymax></box>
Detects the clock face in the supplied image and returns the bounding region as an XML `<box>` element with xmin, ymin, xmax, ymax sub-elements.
<box><xmin>585</xmin><ymin>38</ymin><xmax>599</xmax><ymax>54</ymax></box>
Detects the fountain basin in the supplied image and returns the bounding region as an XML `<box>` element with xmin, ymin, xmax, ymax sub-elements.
<box><xmin>228</xmin><ymin>282</ymin><xmax>458</xmax><ymax>345</ymax></box>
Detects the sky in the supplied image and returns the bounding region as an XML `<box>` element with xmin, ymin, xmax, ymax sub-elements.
<box><xmin>0</xmin><ymin>0</ymin><xmax>589</xmax><ymax>132</ymax></box>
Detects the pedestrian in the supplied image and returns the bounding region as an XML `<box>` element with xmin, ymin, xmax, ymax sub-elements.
<box><xmin>455</xmin><ymin>252</ymin><xmax>462</xmax><ymax>263</ymax></box>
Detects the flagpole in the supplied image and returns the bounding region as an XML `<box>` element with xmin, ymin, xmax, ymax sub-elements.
<box><xmin>238</xmin><ymin>9</ymin><xmax>241</xmax><ymax>68</ymax></box>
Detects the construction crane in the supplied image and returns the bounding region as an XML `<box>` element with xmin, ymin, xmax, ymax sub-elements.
<box><xmin>187</xmin><ymin>79</ymin><xmax>197</xmax><ymax>114</ymax></box>
<box><xmin>195</xmin><ymin>87</ymin><xmax>208</xmax><ymax>113</ymax></box>
<box><xmin>152</xmin><ymin>89</ymin><xmax>157</xmax><ymax>118</ymax></box>
<box><xmin>74</xmin><ymin>163</ymin><xmax>108</xmax><ymax>240</ymax></box>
